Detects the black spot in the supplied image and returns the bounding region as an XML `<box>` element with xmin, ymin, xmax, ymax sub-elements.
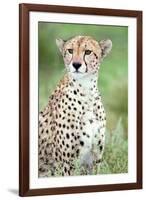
<box><xmin>71</xmin><ymin>154</ymin><xmax>74</xmax><ymax>159</ymax></box>
<box><xmin>89</xmin><ymin>119</ymin><xmax>93</xmax><ymax>124</ymax></box>
<box><xmin>82</xmin><ymin>106</ymin><xmax>84</xmax><ymax>110</ymax></box>
<box><xmin>71</xmin><ymin>124</ymin><xmax>74</xmax><ymax>129</ymax></box>
<box><xmin>69</xmin><ymin>97</ymin><xmax>72</xmax><ymax>101</ymax></box>
<box><xmin>80</xmin><ymin>141</ymin><xmax>84</xmax><ymax>146</ymax></box>
<box><xmin>41</xmin><ymin>139</ymin><xmax>44</xmax><ymax>144</ymax></box>
<box><xmin>63</xmin><ymin>152</ymin><xmax>66</xmax><ymax>156</ymax></box>
<box><xmin>68</xmin><ymin>106</ymin><xmax>71</xmax><ymax>110</ymax></box>
<box><xmin>100</xmin><ymin>145</ymin><xmax>103</xmax><ymax>151</ymax></box>
<box><xmin>58</xmin><ymin>104</ymin><xmax>61</xmax><ymax>108</ymax></box>
<box><xmin>98</xmin><ymin>140</ymin><xmax>101</xmax><ymax>145</ymax></box>
<box><xmin>55</xmin><ymin>152</ymin><xmax>58</xmax><ymax>157</ymax></box>
<box><xmin>46</xmin><ymin>129</ymin><xmax>48</xmax><ymax>133</ymax></box>
<box><xmin>44</xmin><ymin>149</ymin><xmax>47</xmax><ymax>155</ymax></box>
<box><xmin>74</xmin><ymin>90</ymin><xmax>77</xmax><ymax>95</ymax></box>
<box><xmin>40</xmin><ymin>123</ymin><xmax>42</xmax><ymax>127</ymax></box>
<box><xmin>44</xmin><ymin>119</ymin><xmax>48</xmax><ymax>123</ymax></box>
<box><xmin>63</xmin><ymin>124</ymin><xmax>66</xmax><ymax>128</ymax></box>
<box><xmin>73</xmin><ymin>107</ymin><xmax>77</xmax><ymax>111</ymax></box>
<box><xmin>62</xmin><ymin>140</ymin><xmax>65</xmax><ymax>145</ymax></box>
<box><xmin>64</xmin><ymin>167</ymin><xmax>67</xmax><ymax>173</ymax></box>
<box><xmin>59</xmin><ymin>123</ymin><xmax>61</xmax><ymax>128</ymax></box>
<box><xmin>83</xmin><ymin>132</ymin><xmax>86</xmax><ymax>136</ymax></box>
<box><xmin>41</xmin><ymin>129</ymin><xmax>44</xmax><ymax>134</ymax></box>
<box><xmin>66</xmin><ymin>94</ymin><xmax>69</xmax><ymax>98</ymax></box>
<box><xmin>62</xmin><ymin>99</ymin><xmax>64</xmax><ymax>103</ymax></box>
<box><xmin>67</xmin><ymin>119</ymin><xmax>70</xmax><ymax>123</ymax></box>
<box><xmin>76</xmin><ymin>149</ymin><xmax>80</xmax><ymax>155</ymax></box>
<box><xmin>69</xmin><ymin>82</ymin><xmax>74</xmax><ymax>86</ymax></box>
<box><xmin>66</xmin><ymin>144</ymin><xmax>69</xmax><ymax>148</ymax></box>
<box><xmin>98</xmin><ymin>105</ymin><xmax>100</xmax><ymax>109</ymax></box>
<box><xmin>59</xmin><ymin>156</ymin><xmax>62</xmax><ymax>161</ymax></box>
<box><xmin>78</xmin><ymin>100</ymin><xmax>81</xmax><ymax>105</ymax></box>
<box><xmin>73</xmin><ymin>98</ymin><xmax>76</xmax><ymax>102</ymax></box>
<box><xmin>66</xmin><ymin>133</ymin><xmax>70</xmax><ymax>139</ymax></box>
<box><xmin>71</xmin><ymin>133</ymin><xmax>74</xmax><ymax>137</ymax></box>
<box><xmin>72</xmin><ymin>145</ymin><xmax>74</xmax><ymax>150</ymax></box>
<box><xmin>67</xmin><ymin>153</ymin><xmax>70</xmax><ymax>157</ymax></box>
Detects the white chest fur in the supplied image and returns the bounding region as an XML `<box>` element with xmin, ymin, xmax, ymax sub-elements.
<box><xmin>71</xmin><ymin>74</ymin><xmax>102</xmax><ymax>166</ymax></box>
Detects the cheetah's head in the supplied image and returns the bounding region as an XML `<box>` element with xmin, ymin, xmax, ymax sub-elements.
<box><xmin>56</xmin><ymin>36</ymin><xmax>112</xmax><ymax>79</ymax></box>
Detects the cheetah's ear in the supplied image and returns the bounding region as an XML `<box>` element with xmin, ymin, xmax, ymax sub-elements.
<box><xmin>56</xmin><ymin>38</ymin><xmax>65</xmax><ymax>54</ymax></box>
<box><xmin>99</xmin><ymin>39</ymin><xmax>112</xmax><ymax>58</ymax></box>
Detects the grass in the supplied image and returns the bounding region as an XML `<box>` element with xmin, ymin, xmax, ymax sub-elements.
<box><xmin>46</xmin><ymin>118</ymin><xmax>128</xmax><ymax>176</ymax></box>
<box><xmin>99</xmin><ymin>118</ymin><xmax>128</xmax><ymax>174</ymax></box>
<box><xmin>38</xmin><ymin>22</ymin><xmax>128</xmax><ymax>175</ymax></box>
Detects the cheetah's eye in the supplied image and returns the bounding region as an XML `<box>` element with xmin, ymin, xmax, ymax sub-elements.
<box><xmin>67</xmin><ymin>49</ymin><xmax>73</xmax><ymax>54</ymax></box>
<box><xmin>85</xmin><ymin>50</ymin><xmax>92</xmax><ymax>55</ymax></box>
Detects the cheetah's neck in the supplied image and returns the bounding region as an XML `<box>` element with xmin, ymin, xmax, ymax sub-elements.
<box><xmin>69</xmin><ymin>73</ymin><xmax>98</xmax><ymax>94</ymax></box>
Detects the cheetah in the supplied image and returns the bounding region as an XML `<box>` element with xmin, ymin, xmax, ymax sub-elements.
<box><xmin>39</xmin><ymin>35</ymin><xmax>112</xmax><ymax>177</ymax></box>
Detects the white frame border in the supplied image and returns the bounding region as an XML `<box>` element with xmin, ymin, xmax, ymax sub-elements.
<box><xmin>29</xmin><ymin>12</ymin><xmax>137</xmax><ymax>189</ymax></box>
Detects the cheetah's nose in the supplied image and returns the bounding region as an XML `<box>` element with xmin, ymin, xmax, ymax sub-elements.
<box><xmin>72</xmin><ymin>62</ymin><xmax>82</xmax><ymax>71</ymax></box>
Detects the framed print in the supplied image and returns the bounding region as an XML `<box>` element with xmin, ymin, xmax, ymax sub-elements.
<box><xmin>19</xmin><ymin>3</ymin><xmax>143</xmax><ymax>196</ymax></box>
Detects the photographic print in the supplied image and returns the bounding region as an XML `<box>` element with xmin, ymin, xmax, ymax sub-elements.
<box><xmin>19</xmin><ymin>4</ymin><xmax>142</xmax><ymax>196</ymax></box>
<box><xmin>38</xmin><ymin>23</ymin><xmax>128</xmax><ymax>177</ymax></box>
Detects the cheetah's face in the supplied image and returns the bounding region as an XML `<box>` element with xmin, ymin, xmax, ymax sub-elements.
<box><xmin>56</xmin><ymin>36</ymin><xmax>112</xmax><ymax>79</ymax></box>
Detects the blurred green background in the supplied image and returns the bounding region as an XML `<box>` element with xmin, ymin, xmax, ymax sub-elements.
<box><xmin>38</xmin><ymin>22</ymin><xmax>128</xmax><ymax>174</ymax></box>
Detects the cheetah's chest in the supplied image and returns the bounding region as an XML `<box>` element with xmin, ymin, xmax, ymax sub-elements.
<box><xmin>66</xmin><ymin>83</ymin><xmax>100</xmax><ymax>143</ymax></box>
